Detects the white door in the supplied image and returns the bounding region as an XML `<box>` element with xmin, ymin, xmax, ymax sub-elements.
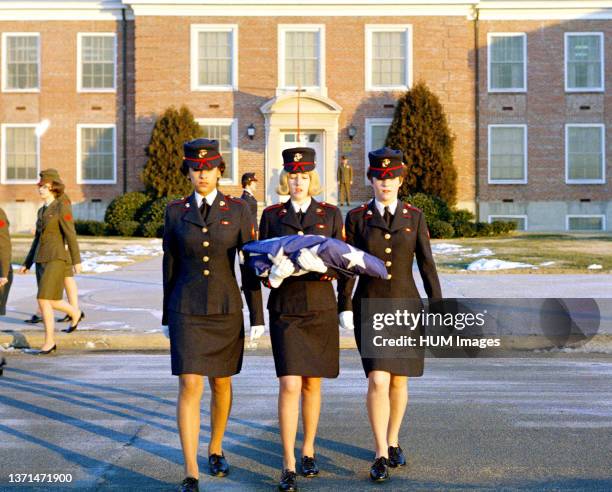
<box><xmin>269</xmin><ymin>131</ymin><xmax>325</xmax><ymax>203</ymax></box>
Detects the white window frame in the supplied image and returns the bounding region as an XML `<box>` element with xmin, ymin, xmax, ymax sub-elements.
<box><xmin>277</xmin><ymin>24</ymin><xmax>326</xmax><ymax>95</ymax></box>
<box><xmin>487</xmin><ymin>215</ymin><xmax>528</xmax><ymax>231</ymax></box>
<box><xmin>0</xmin><ymin>123</ymin><xmax>40</xmax><ymax>184</ymax></box>
<box><xmin>565</xmin><ymin>123</ymin><xmax>605</xmax><ymax>184</ymax></box>
<box><xmin>365</xmin><ymin>24</ymin><xmax>413</xmax><ymax>92</ymax></box>
<box><xmin>190</xmin><ymin>24</ymin><xmax>238</xmax><ymax>92</ymax></box>
<box><xmin>76</xmin><ymin>124</ymin><xmax>117</xmax><ymax>184</ymax></box>
<box><xmin>195</xmin><ymin>118</ymin><xmax>239</xmax><ymax>185</ymax></box>
<box><xmin>487</xmin><ymin>124</ymin><xmax>528</xmax><ymax>185</ymax></box>
<box><xmin>565</xmin><ymin>214</ymin><xmax>606</xmax><ymax>232</ymax></box>
<box><xmin>487</xmin><ymin>33</ymin><xmax>527</xmax><ymax>93</ymax></box>
<box><xmin>1</xmin><ymin>32</ymin><xmax>41</xmax><ymax>93</ymax></box>
<box><xmin>364</xmin><ymin>117</ymin><xmax>393</xmax><ymax>186</ymax></box>
<box><xmin>564</xmin><ymin>32</ymin><xmax>605</xmax><ymax>93</ymax></box>
<box><xmin>77</xmin><ymin>33</ymin><xmax>117</xmax><ymax>93</ymax></box>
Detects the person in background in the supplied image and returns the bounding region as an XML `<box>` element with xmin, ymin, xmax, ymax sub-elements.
<box><xmin>240</xmin><ymin>172</ymin><xmax>259</xmax><ymax>230</ymax></box>
<box><xmin>0</xmin><ymin>207</ymin><xmax>13</xmax><ymax>318</ymax></box>
<box><xmin>337</xmin><ymin>155</ymin><xmax>353</xmax><ymax>206</ymax></box>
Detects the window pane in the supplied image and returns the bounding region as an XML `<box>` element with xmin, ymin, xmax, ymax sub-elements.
<box><xmin>199</xmin><ymin>123</ymin><xmax>233</xmax><ymax>180</ymax></box>
<box><xmin>198</xmin><ymin>31</ymin><xmax>232</xmax><ymax>86</ymax></box>
<box><xmin>370</xmin><ymin>124</ymin><xmax>390</xmax><ymax>150</ymax></box>
<box><xmin>567</xmin><ymin>35</ymin><xmax>602</xmax><ymax>89</ymax></box>
<box><xmin>81</xmin><ymin>35</ymin><xmax>115</xmax><ymax>89</ymax></box>
<box><xmin>568</xmin><ymin>217</ymin><xmax>603</xmax><ymax>231</ymax></box>
<box><xmin>81</xmin><ymin>127</ymin><xmax>115</xmax><ymax>181</ymax></box>
<box><xmin>490</xmin><ymin>127</ymin><xmax>525</xmax><ymax>180</ymax></box>
<box><xmin>567</xmin><ymin>127</ymin><xmax>603</xmax><ymax>180</ymax></box>
<box><xmin>5</xmin><ymin>127</ymin><xmax>37</xmax><ymax>180</ymax></box>
<box><xmin>372</xmin><ymin>31</ymin><xmax>406</xmax><ymax>87</ymax></box>
<box><xmin>490</xmin><ymin>36</ymin><xmax>524</xmax><ymax>90</ymax></box>
<box><xmin>285</xmin><ymin>31</ymin><xmax>319</xmax><ymax>87</ymax></box>
<box><xmin>6</xmin><ymin>35</ymin><xmax>39</xmax><ymax>89</ymax></box>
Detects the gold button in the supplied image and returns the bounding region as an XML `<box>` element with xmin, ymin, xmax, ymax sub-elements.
<box><xmin>387</xmin><ymin>274</ymin><xmax>392</xmax><ymax>280</ymax></box>
<box><xmin>203</xmin><ymin>241</ymin><xmax>210</xmax><ymax>247</ymax></box>
<box><xmin>384</xmin><ymin>233</ymin><xmax>391</xmax><ymax>240</ymax></box>
<box><xmin>203</xmin><ymin>256</ymin><xmax>209</xmax><ymax>262</ymax></box>
<box><xmin>385</xmin><ymin>247</ymin><xmax>392</xmax><ymax>254</ymax></box>
<box><xmin>203</xmin><ymin>269</ymin><xmax>210</xmax><ymax>276</ymax></box>
<box><xmin>297</xmin><ymin>231</ymin><xmax>304</xmax><ymax>236</ymax></box>
<box><xmin>202</xmin><ymin>227</ymin><xmax>208</xmax><ymax>233</ymax></box>
<box><xmin>385</xmin><ymin>261</ymin><xmax>392</xmax><ymax>267</ymax></box>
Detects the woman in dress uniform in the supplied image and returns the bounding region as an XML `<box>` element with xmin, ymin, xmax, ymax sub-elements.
<box><xmin>0</xmin><ymin>207</ymin><xmax>13</xmax><ymax>317</ymax></box>
<box><xmin>18</xmin><ymin>169</ymin><xmax>84</xmax><ymax>354</ymax></box>
<box><xmin>338</xmin><ymin>147</ymin><xmax>442</xmax><ymax>482</ymax></box>
<box><xmin>259</xmin><ymin>147</ymin><xmax>346</xmax><ymax>492</ymax></box>
<box><xmin>162</xmin><ymin>139</ymin><xmax>264</xmax><ymax>492</ymax></box>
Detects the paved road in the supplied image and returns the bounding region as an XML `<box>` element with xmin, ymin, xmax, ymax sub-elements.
<box><xmin>1</xmin><ymin>352</ymin><xmax>611</xmax><ymax>491</ymax></box>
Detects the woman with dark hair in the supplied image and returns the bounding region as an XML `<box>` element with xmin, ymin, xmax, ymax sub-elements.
<box><xmin>18</xmin><ymin>169</ymin><xmax>84</xmax><ymax>354</ymax></box>
<box><xmin>339</xmin><ymin>147</ymin><xmax>442</xmax><ymax>482</ymax></box>
<box><xmin>259</xmin><ymin>147</ymin><xmax>346</xmax><ymax>492</ymax></box>
<box><xmin>162</xmin><ymin>139</ymin><xmax>264</xmax><ymax>492</ymax></box>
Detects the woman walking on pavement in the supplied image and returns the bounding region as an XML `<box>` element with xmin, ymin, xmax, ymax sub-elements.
<box><xmin>162</xmin><ymin>139</ymin><xmax>264</xmax><ymax>492</ymax></box>
<box><xmin>0</xmin><ymin>207</ymin><xmax>13</xmax><ymax>317</ymax></box>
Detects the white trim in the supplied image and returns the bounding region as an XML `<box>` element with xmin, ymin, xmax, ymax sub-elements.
<box><xmin>1</xmin><ymin>32</ymin><xmax>41</xmax><ymax>93</ymax></box>
<box><xmin>487</xmin><ymin>32</ymin><xmax>527</xmax><ymax>93</ymax></box>
<box><xmin>195</xmin><ymin>118</ymin><xmax>239</xmax><ymax>185</ymax></box>
<box><xmin>190</xmin><ymin>24</ymin><xmax>238</xmax><ymax>92</ymax></box>
<box><xmin>365</xmin><ymin>25</ymin><xmax>412</xmax><ymax>92</ymax></box>
<box><xmin>364</xmin><ymin>117</ymin><xmax>393</xmax><ymax>186</ymax></box>
<box><xmin>487</xmin><ymin>214</ymin><xmax>528</xmax><ymax>231</ymax></box>
<box><xmin>487</xmin><ymin>124</ymin><xmax>528</xmax><ymax>185</ymax></box>
<box><xmin>565</xmin><ymin>123</ymin><xmax>605</xmax><ymax>185</ymax></box>
<box><xmin>76</xmin><ymin>124</ymin><xmax>117</xmax><ymax>184</ymax></box>
<box><xmin>564</xmin><ymin>32</ymin><xmax>605</xmax><ymax>93</ymax></box>
<box><xmin>1</xmin><ymin>124</ymin><xmax>40</xmax><ymax>185</ymax></box>
<box><xmin>478</xmin><ymin>1</ymin><xmax>612</xmax><ymax>21</ymax></box>
<box><xmin>0</xmin><ymin>2</ymin><xmax>131</xmax><ymax>21</ymax></box>
<box><xmin>77</xmin><ymin>33</ymin><xmax>117</xmax><ymax>93</ymax></box>
<box><xmin>565</xmin><ymin>214</ymin><xmax>606</xmax><ymax>232</ymax></box>
<box><xmin>277</xmin><ymin>24</ymin><xmax>326</xmax><ymax>96</ymax></box>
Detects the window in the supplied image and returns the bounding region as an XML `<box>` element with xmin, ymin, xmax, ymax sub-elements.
<box><xmin>1</xmin><ymin>125</ymin><xmax>39</xmax><ymax>183</ymax></box>
<box><xmin>488</xmin><ymin>215</ymin><xmax>527</xmax><ymax>231</ymax></box>
<box><xmin>566</xmin><ymin>215</ymin><xmax>605</xmax><ymax>232</ymax></box>
<box><xmin>78</xmin><ymin>33</ymin><xmax>116</xmax><ymax>91</ymax></box>
<box><xmin>77</xmin><ymin>125</ymin><xmax>116</xmax><ymax>184</ymax></box>
<box><xmin>364</xmin><ymin>118</ymin><xmax>392</xmax><ymax>183</ymax></box>
<box><xmin>365</xmin><ymin>25</ymin><xmax>412</xmax><ymax>91</ymax></box>
<box><xmin>565</xmin><ymin>33</ymin><xmax>604</xmax><ymax>92</ymax></box>
<box><xmin>487</xmin><ymin>33</ymin><xmax>526</xmax><ymax>92</ymax></box>
<box><xmin>488</xmin><ymin>125</ymin><xmax>527</xmax><ymax>184</ymax></box>
<box><xmin>565</xmin><ymin>124</ymin><xmax>605</xmax><ymax>184</ymax></box>
<box><xmin>2</xmin><ymin>33</ymin><xmax>40</xmax><ymax>92</ymax></box>
<box><xmin>278</xmin><ymin>25</ymin><xmax>325</xmax><ymax>91</ymax></box>
<box><xmin>196</xmin><ymin>119</ymin><xmax>238</xmax><ymax>184</ymax></box>
<box><xmin>191</xmin><ymin>25</ymin><xmax>238</xmax><ymax>91</ymax></box>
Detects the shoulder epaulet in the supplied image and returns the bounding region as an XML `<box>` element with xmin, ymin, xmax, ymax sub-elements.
<box><xmin>404</xmin><ymin>203</ymin><xmax>421</xmax><ymax>212</ymax></box>
<box><xmin>226</xmin><ymin>194</ymin><xmax>243</xmax><ymax>204</ymax></box>
<box><xmin>264</xmin><ymin>203</ymin><xmax>284</xmax><ymax>213</ymax></box>
<box><xmin>168</xmin><ymin>197</ymin><xmax>187</xmax><ymax>206</ymax></box>
<box><xmin>319</xmin><ymin>201</ymin><xmax>337</xmax><ymax>210</ymax></box>
<box><xmin>349</xmin><ymin>203</ymin><xmax>368</xmax><ymax>214</ymax></box>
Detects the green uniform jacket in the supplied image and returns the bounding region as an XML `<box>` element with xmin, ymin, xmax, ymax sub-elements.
<box><xmin>24</xmin><ymin>196</ymin><xmax>81</xmax><ymax>269</ymax></box>
<box><xmin>0</xmin><ymin>207</ymin><xmax>11</xmax><ymax>277</ymax></box>
<box><xmin>337</xmin><ymin>164</ymin><xmax>353</xmax><ymax>184</ymax></box>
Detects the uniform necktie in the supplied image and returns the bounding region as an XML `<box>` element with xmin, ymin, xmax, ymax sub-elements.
<box><xmin>296</xmin><ymin>210</ymin><xmax>304</xmax><ymax>224</ymax></box>
<box><xmin>199</xmin><ymin>201</ymin><xmax>209</xmax><ymax>221</ymax></box>
<box><xmin>383</xmin><ymin>206</ymin><xmax>393</xmax><ymax>228</ymax></box>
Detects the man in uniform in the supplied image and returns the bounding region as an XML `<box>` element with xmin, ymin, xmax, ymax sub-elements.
<box><xmin>240</xmin><ymin>172</ymin><xmax>258</xmax><ymax>228</ymax></box>
<box><xmin>337</xmin><ymin>155</ymin><xmax>353</xmax><ymax>206</ymax></box>
<box><xmin>0</xmin><ymin>207</ymin><xmax>12</xmax><ymax>317</ymax></box>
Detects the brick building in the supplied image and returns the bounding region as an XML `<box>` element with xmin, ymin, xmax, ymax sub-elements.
<box><xmin>0</xmin><ymin>0</ymin><xmax>610</xmax><ymax>232</ymax></box>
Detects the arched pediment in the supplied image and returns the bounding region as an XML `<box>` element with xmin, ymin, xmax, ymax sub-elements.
<box><xmin>260</xmin><ymin>93</ymin><xmax>342</xmax><ymax>116</ymax></box>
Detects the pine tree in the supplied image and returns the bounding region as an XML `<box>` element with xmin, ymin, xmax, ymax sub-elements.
<box><xmin>386</xmin><ymin>81</ymin><xmax>457</xmax><ymax>205</ymax></box>
<box><xmin>141</xmin><ymin>105</ymin><xmax>203</xmax><ymax>198</ymax></box>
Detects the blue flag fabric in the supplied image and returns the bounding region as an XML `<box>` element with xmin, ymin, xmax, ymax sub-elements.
<box><xmin>243</xmin><ymin>234</ymin><xmax>388</xmax><ymax>279</ymax></box>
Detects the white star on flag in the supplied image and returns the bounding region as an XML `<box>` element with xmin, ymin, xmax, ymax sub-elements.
<box><xmin>342</xmin><ymin>244</ymin><xmax>366</xmax><ymax>270</ymax></box>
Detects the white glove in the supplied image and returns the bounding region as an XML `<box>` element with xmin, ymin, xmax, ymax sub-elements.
<box><xmin>339</xmin><ymin>311</ymin><xmax>354</xmax><ymax>330</ymax></box>
<box><xmin>297</xmin><ymin>248</ymin><xmax>327</xmax><ymax>273</ymax></box>
<box><xmin>250</xmin><ymin>325</ymin><xmax>265</xmax><ymax>341</ymax></box>
<box><xmin>268</xmin><ymin>255</ymin><xmax>295</xmax><ymax>288</ymax></box>
<box><xmin>162</xmin><ymin>325</ymin><xmax>170</xmax><ymax>339</ymax></box>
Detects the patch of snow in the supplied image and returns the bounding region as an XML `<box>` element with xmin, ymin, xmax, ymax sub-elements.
<box><xmin>587</xmin><ymin>264</ymin><xmax>603</xmax><ymax>270</ymax></box>
<box><xmin>81</xmin><ymin>261</ymin><xmax>120</xmax><ymax>273</ymax></box>
<box><xmin>465</xmin><ymin>248</ymin><xmax>494</xmax><ymax>258</ymax></box>
<box><xmin>432</xmin><ymin>243</ymin><xmax>473</xmax><ymax>255</ymax></box>
<box><xmin>466</xmin><ymin>258</ymin><xmax>535</xmax><ymax>271</ymax></box>
<box><xmin>539</xmin><ymin>261</ymin><xmax>556</xmax><ymax>266</ymax></box>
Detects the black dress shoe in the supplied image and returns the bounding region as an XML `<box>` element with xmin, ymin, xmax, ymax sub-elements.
<box><xmin>24</xmin><ymin>314</ymin><xmax>42</xmax><ymax>324</ymax></box>
<box><xmin>57</xmin><ymin>314</ymin><xmax>72</xmax><ymax>323</ymax></box>
<box><xmin>300</xmin><ymin>455</ymin><xmax>319</xmax><ymax>477</ymax></box>
<box><xmin>23</xmin><ymin>345</ymin><xmax>57</xmax><ymax>355</ymax></box>
<box><xmin>388</xmin><ymin>445</ymin><xmax>406</xmax><ymax>467</ymax></box>
<box><xmin>178</xmin><ymin>477</ymin><xmax>199</xmax><ymax>492</ymax></box>
<box><xmin>369</xmin><ymin>456</ymin><xmax>390</xmax><ymax>482</ymax></box>
<box><xmin>208</xmin><ymin>453</ymin><xmax>229</xmax><ymax>477</ymax></box>
<box><xmin>62</xmin><ymin>311</ymin><xmax>84</xmax><ymax>333</ymax></box>
<box><xmin>278</xmin><ymin>469</ymin><xmax>297</xmax><ymax>491</ymax></box>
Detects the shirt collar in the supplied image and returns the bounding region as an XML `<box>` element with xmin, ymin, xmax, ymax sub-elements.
<box><xmin>290</xmin><ymin>197</ymin><xmax>312</xmax><ymax>214</ymax></box>
<box><xmin>374</xmin><ymin>199</ymin><xmax>398</xmax><ymax>217</ymax></box>
<box><xmin>194</xmin><ymin>188</ymin><xmax>218</xmax><ymax>208</ymax></box>
<box><xmin>243</xmin><ymin>188</ymin><xmax>254</xmax><ymax>197</ymax></box>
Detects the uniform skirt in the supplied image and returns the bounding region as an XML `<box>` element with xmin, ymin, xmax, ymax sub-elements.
<box><xmin>0</xmin><ymin>268</ymin><xmax>12</xmax><ymax>315</ymax></box>
<box><xmin>269</xmin><ymin>308</ymin><xmax>339</xmax><ymax>378</ymax></box>
<box><xmin>36</xmin><ymin>260</ymin><xmax>68</xmax><ymax>300</ymax></box>
<box><xmin>168</xmin><ymin>310</ymin><xmax>244</xmax><ymax>377</ymax></box>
